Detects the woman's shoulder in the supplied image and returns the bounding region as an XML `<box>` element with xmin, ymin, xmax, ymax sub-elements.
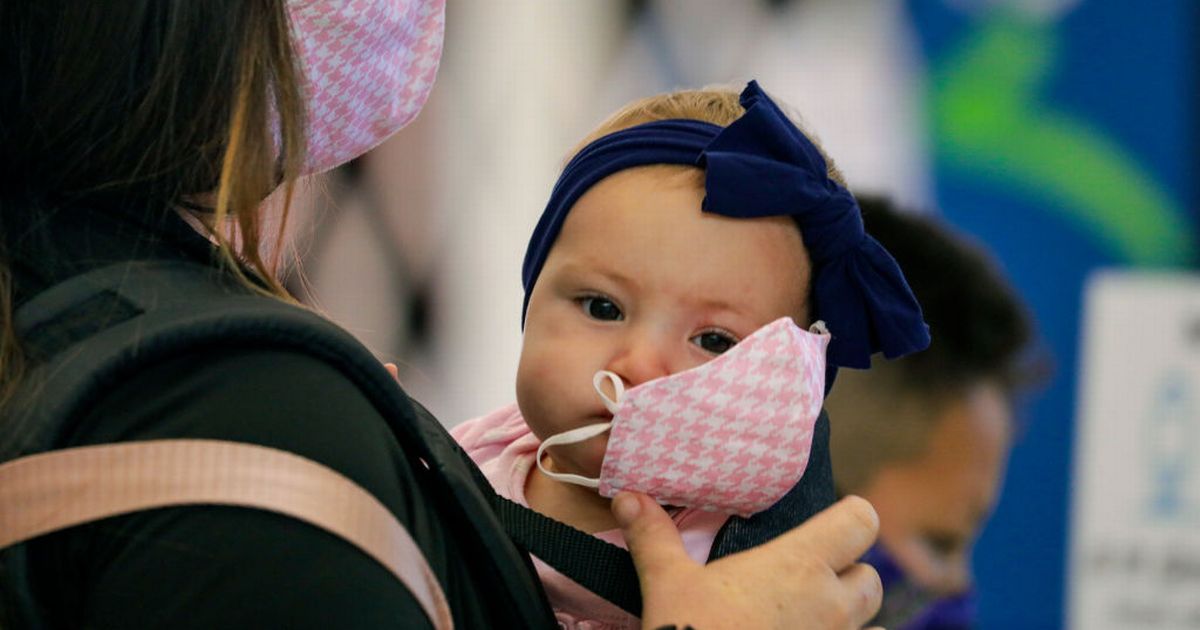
<box><xmin>26</xmin><ymin>345</ymin><xmax>456</xmax><ymax>627</ymax></box>
<box><xmin>73</xmin><ymin>344</ymin><xmax>416</xmax><ymax>511</ymax></box>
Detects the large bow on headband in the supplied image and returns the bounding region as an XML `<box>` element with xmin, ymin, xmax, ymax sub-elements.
<box><xmin>522</xmin><ymin>80</ymin><xmax>930</xmax><ymax>371</ymax></box>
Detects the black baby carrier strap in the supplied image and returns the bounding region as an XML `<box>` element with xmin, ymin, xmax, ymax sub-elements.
<box><xmin>0</xmin><ymin>259</ymin><xmax>637</xmax><ymax>627</ymax></box>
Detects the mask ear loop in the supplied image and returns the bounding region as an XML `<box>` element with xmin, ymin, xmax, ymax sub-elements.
<box><xmin>534</xmin><ymin>424</ymin><xmax>610</xmax><ymax>488</ymax></box>
<box><xmin>592</xmin><ymin>370</ymin><xmax>625</xmax><ymax>414</ymax></box>
<box><xmin>809</xmin><ymin>320</ymin><xmax>829</xmax><ymax>335</ymax></box>
<box><xmin>533</xmin><ymin>371</ymin><xmax>625</xmax><ymax>489</ymax></box>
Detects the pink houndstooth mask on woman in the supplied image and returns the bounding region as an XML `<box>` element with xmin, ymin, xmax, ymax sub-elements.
<box><xmin>287</xmin><ymin>0</ymin><xmax>445</xmax><ymax>174</ymax></box>
<box><xmin>536</xmin><ymin>317</ymin><xmax>831</xmax><ymax>517</ymax></box>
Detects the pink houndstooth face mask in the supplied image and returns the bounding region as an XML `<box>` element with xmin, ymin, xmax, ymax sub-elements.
<box><xmin>287</xmin><ymin>0</ymin><xmax>445</xmax><ymax>174</ymax></box>
<box><xmin>536</xmin><ymin>317</ymin><xmax>831</xmax><ymax>517</ymax></box>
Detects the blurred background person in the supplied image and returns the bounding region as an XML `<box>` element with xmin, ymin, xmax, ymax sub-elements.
<box><xmin>827</xmin><ymin>195</ymin><xmax>1042</xmax><ymax>629</ymax></box>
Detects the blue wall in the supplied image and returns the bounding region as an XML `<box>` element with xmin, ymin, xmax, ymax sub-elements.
<box><xmin>908</xmin><ymin>1</ymin><xmax>1198</xmax><ymax>627</ymax></box>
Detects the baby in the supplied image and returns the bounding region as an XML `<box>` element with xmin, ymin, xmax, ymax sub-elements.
<box><xmin>451</xmin><ymin>81</ymin><xmax>929</xmax><ymax>629</ymax></box>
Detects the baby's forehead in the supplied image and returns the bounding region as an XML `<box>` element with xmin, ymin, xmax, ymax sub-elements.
<box><xmin>546</xmin><ymin>187</ymin><xmax>812</xmax><ymax>304</ymax></box>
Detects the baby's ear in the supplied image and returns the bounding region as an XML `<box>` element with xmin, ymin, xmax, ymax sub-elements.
<box><xmin>383</xmin><ymin>362</ymin><xmax>401</xmax><ymax>383</ymax></box>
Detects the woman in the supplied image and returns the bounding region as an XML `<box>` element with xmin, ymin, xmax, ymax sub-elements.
<box><xmin>0</xmin><ymin>2</ymin><xmax>882</xmax><ymax>628</ymax></box>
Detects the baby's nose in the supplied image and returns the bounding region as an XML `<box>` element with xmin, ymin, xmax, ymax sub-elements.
<box><xmin>606</xmin><ymin>334</ymin><xmax>674</xmax><ymax>388</ymax></box>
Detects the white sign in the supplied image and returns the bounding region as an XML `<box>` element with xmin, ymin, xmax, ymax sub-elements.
<box><xmin>1070</xmin><ymin>271</ymin><xmax>1200</xmax><ymax>629</ymax></box>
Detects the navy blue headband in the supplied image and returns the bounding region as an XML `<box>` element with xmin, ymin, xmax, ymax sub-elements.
<box><xmin>521</xmin><ymin>80</ymin><xmax>930</xmax><ymax>370</ymax></box>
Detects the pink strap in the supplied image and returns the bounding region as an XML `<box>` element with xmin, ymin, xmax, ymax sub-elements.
<box><xmin>0</xmin><ymin>439</ymin><xmax>453</xmax><ymax>629</ymax></box>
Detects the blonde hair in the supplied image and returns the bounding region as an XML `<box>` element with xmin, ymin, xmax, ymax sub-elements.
<box><xmin>571</xmin><ymin>86</ymin><xmax>846</xmax><ymax>187</ymax></box>
<box><xmin>207</xmin><ymin>1</ymin><xmax>306</xmax><ymax>298</ymax></box>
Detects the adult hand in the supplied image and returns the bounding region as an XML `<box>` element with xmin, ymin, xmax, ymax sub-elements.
<box><xmin>615</xmin><ymin>493</ymin><xmax>883</xmax><ymax>630</ymax></box>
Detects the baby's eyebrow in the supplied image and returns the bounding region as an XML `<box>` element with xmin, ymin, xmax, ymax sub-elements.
<box><xmin>556</xmin><ymin>260</ymin><xmax>639</xmax><ymax>290</ymax></box>
<box><xmin>688</xmin><ymin>294</ymin><xmax>748</xmax><ymax>317</ymax></box>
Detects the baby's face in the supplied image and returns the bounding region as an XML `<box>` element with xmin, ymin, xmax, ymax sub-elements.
<box><xmin>517</xmin><ymin>165</ymin><xmax>811</xmax><ymax>478</ymax></box>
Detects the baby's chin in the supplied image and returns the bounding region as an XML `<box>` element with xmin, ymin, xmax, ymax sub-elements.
<box><xmin>548</xmin><ymin>439</ymin><xmax>609</xmax><ymax>479</ymax></box>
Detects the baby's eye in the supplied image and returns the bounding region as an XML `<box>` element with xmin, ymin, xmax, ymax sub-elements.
<box><xmin>691</xmin><ymin>331</ymin><xmax>738</xmax><ymax>355</ymax></box>
<box><xmin>580</xmin><ymin>296</ymin><xmax>623</xmax><ymax>321</ymax></box>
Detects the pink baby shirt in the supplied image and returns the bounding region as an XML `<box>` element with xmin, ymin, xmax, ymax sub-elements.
<box><xmin>451</xmin><ymin>403</ymin><xmax>728</xmax><ymax>630</ymax></box>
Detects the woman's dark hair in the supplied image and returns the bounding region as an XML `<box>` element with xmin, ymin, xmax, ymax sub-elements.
<box><xmin>0</xmin><ymin>1</ymin><xmax>308</xmax><ymax>409</ymax></box>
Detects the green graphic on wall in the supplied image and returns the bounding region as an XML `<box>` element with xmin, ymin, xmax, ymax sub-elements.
<box><xmin>931</xmin><ymin>12</ymin><xmax>1196</xmax><ymax>267</ymax></box>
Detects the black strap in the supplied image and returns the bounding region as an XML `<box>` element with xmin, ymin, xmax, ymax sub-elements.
<box><xmin>9</xmin><ymin>260</ymin><xmax>646</xmax><ymax>621</ymax></box>
<box><xmin>492</xmin><ymin>495</ymin><xmax>643</xmax><ymax>616</ymax></box>
<box><xmin>404</xmin><ymin>399</ymin><xmax>646</xmax><ymax>617</ymax></box>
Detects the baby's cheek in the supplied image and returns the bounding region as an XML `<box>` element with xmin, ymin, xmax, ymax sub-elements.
<box><xmin>576</xmin><ymin>430</ymin><xmax>611</xmax><ymax>461</ymax></box>
<box><xmin>516</xmin><ymin>360</ymin><xmax>565</xmax><ymax>436</ymax></box>
<box><xmin>514</xmin><ymin>373</ymin><xmax>546</xmax><ymax>429</ymax></box>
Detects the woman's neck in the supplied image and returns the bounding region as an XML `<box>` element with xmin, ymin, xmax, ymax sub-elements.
<box><xmin>524</xmin><ymin>454</ymin><xmax>619</xmax><ymax>534</ymax></box>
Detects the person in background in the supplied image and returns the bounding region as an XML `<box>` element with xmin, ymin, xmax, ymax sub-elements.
<box><xmin>826</xmin><ymin>195</ymin><xmax>1041</xmax><ymax>630</ymax></box>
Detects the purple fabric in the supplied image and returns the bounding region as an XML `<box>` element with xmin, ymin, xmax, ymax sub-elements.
<box><xmin>862</xmin><ymin>544</ymin><xmax>978</xmax><ymax>630</ymax></box>
<box><xmin>520</xmin><ymin>80</ymin><xmax>930</xmax><ymax>372</ymax></box>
